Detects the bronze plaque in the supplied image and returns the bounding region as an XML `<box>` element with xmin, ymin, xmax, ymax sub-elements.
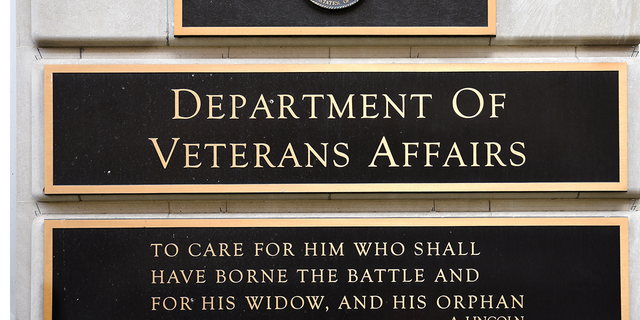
<box><xmin>174</xmin><ymin>0</ymin><xmax>496</xmax><ymax>36</ymax></box>
<box><xmin>44</xmin><ymin>218</ymin><xmax>629</xmax><ymax>320</ymax></box>
<box><xmin>44</xmin><ymin>63</ymin><xmax>627</xmax><ymax>194</ymax></box>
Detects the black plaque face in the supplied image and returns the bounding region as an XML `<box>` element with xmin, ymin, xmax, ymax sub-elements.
<box><xmin>174</xmin><ymin>0</ymin><xmax>495</xmax><ymax>36</ymax></box>
<box><xmin>44</xmin><ymin>63</ymin><xmax>627</xmax><ymax>194</ymax></box>
<box><xmin>44</xmin><ymin>218</ymin><xmax>629</xmax><ymax>320</ymax></box>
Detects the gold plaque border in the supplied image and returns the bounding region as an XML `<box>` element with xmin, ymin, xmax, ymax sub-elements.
<box><xmin>173</xmin><ymin>0</ymin><xmax>496</xmax><ymax>36</ymax></box>
<box><xmin>43</xmin><ymin>217</ymin><xmax>630</xmax><ymax>320</ymax></box>
<box><xmin>44</xmin><ymin>63</ymin><xmax>628</xmax><ymax>194</ymax></box>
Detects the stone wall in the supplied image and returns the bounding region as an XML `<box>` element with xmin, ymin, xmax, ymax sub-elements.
<box><xmin>14</xmin><ymin>0</ymin><xmax>640</xmax><ymax>319</ymax></box>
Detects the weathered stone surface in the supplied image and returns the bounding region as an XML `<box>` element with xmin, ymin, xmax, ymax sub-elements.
<box><xmin>31</xmin><ymin>0</ymin><xmax>640</xmax><ymax>46</ymax></box>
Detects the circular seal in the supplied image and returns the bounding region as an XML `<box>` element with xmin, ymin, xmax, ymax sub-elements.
<box><xmin>309</xmin><ymin>0</ymin><xmax>359</xmax><ymax>10</ymax></box>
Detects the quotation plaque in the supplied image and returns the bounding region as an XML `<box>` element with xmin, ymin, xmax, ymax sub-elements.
<box><xmin>44</xmin><ymin>218</ymin><xmax>629</xmax><ymax>320</ymax></box>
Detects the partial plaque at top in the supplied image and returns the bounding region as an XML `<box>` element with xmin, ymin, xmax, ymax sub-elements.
<box><xmin>174</xmin><ymin>0</ymin><xmax>496</xmax><ymax>36</ymax></box>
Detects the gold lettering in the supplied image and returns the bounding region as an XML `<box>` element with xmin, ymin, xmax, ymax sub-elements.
<box><xmin>470</xmin><ymin>142</ymin><xmax>480</xmax><ymax>167</ymax></box>
<box><xmin>443</xmin><ymin>142</ymin><xmax>467</xmax><ymax>167</ymax></box>
<box><xmin>302</xmin><ymin>94</ymin><xmax>324</xmax><ymax>119</ymax></box>
<box><xmin>254</xmin><ymin>143</ymin><xmax>275</xmax><ymax>168</ymax></box>
<box><xmin>172</xmin><ymin>89</ymin><xmax>201</xmax><ymax>119</ymax></box>
<box><xmin>327</xmin><ymin>94</ymin><xmax>355</xmax><ymax>119</ymax></box>
<box><xmin>452</xmin><ymin>87</ymin><xmax>483</xmax><ymax>119</ymax></box>
<box><xmin>229</xmin><ymin>94</ymin><xmax>246</xmax><ymax>119</ymax></box>
<box><xmin>424</xmin><ymin>142</ymin><xmax>440</xmax><ymax>167</ymax></box>
<box><xmin>188</xmin><ymin>243</ymin><xmax>201</xmax><ymax>257</ymax></box>
<box><xmin>278</xmin><ymin>94</ymin><xmax>299</xmax><ymax>119</ymax></box>
<box><xmin>489</xmin><ymin>93</ymin><xmax>506</xmax><ymax>118</ymax></box>
<box><xmin>183</xmin><ymin>143</ymin><xmax>202</xmax><ymax>168</ymax></box>
<box><xmin>230</xmin><ymin>143</ymin><xmax>248</xmax><ymax>168</ymax></box>
<box><xmin>207</xmin><ymin>94</ymin><xmax>224</xmax><ymax>119</ymax></box>
<box><xmin>410</xmin><ymin>94</ymin><xmax>432</xmax><ymax>119</ymax></box>
<box><xmin>305</xmin><ymin>143</ymin><xmax>328</xmax><ymax>167</ymax></box>
<box><xmin>204</xmin><ymin>143</ymin><xmax>226</xmax><ymax>168</ymax></box>
<box><xmin>250</xmin><ymin>94</ymin><xmax>274</xmax><ymax>119</ymax></box>
<box><xmin>510</xmin><ymin>142</ymin><xmax>526</xmax><ymax>166</ymax></box>
<box><xmin>149</xmin><ymin>138</ymin><xmax>180</xmax><ymax>169</ymax></box>
<box><xmin>485</xmin><ymin>142</ymin><xmax>507</xmax><ymax>167</ymax></box>
<box><xmin>361</xmin><ymin>94</ymin><xmax>379</xmax><ymax>119</ymax></box>
<box><xmin>383</xmin><ymin>94</ymin><xmax>406</xmax><ymax>118</ymax></box>
<box><xmin>333</xmin><ymin>143</ymin><xmax>349</xmax><ymax>168</ymax></box>
<box><xmin>369</xmin><ymin>136</ymin><xmax>399</xmax><ymax>168</ymax></box>
<box><xmin>278</xmin><ymin>143</ymin><xmax>302</xmax><ymax>168</ymax></box>
<box><xmin>403</xmin><ymin>142</ymin><xmax>419</xmax><ymax>167</ymax></box>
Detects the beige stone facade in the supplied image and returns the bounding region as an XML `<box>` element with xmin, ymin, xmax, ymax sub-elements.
<box><xmin>13</xmin><ymin>0</ymin><xmax>640</xmax><ymax>319</ymax></box>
